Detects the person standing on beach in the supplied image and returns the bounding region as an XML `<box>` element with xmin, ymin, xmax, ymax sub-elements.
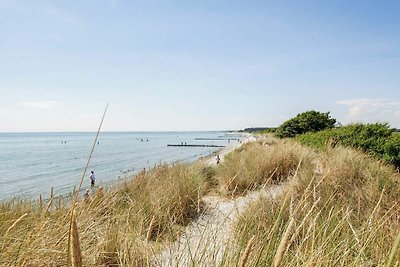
<box><xmin>216</xmin><ymin>155</ymin><xmax>221</xmax><ymax>164</ymax></box>
<box><xmin>90</xmin><ymin>170</ymin><xmax>96</xmax><ymax>188</ymax></box>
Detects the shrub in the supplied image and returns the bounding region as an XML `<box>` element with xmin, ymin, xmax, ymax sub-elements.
<box><xmin>384</xmin><ymin>132</ymin><xmax>400</xmax><ymax>167</ymax></box>
<box><xmin>254</xmin><ymin>127</ymin><xmax>278</xmax><ymax>135</ymax></box>
<box><xmin>275</xmin><ymin>110</ymin><xmax>336</xmax><ymax>138</ymax></box>
<box><xmin>296</xmin><ymin>123</ymin><xmax>400</xmax><ymax>168</ymax></box>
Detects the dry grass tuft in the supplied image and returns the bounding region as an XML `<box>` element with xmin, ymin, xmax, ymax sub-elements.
<box><xmin>216</xmin><ymin>140</ymin><xmax>315</xmax><ymax>196</ymax></box>
<box><xmin>0</xmin><ymin>163</ymin><xmax>207</xmax><ymax>266</ymax></box>
<box><xmin>232</xmin><ymin>138</ymin><xmax>400</xmax><ymax>266</ymax></box>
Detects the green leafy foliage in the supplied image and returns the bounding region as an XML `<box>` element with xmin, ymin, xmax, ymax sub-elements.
<box><xmin>275</xmin><ymin>110</ymin><xmax>336</xmax><ymax>138</ymax></box>
<box><xmin>254</xmin><ymin>127</ymin><xmax>277</xmax><ymax>135</ymax></box>
<box><xmin>383</xmin><ymin>132</ymin><xmax>400</xmax><ymax>167</ymax></box>
<box><xmin>296</xmin><ymin>123</ymin><xmax>400</xmax><ymax>168</ymax></box>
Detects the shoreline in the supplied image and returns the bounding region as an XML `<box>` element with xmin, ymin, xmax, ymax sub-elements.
<box><xmin>3</xmin><ymin>132</ymin><xmax>251</xmax><ymax>204</ymax></box>
<box><xmin>201</xmin><ymin>133</ymin><xmax>254</xmax><ymax>166</ymax></box>
<box><xmin>86</xmin><ymin>133</ymin><xmax>253</xmax><ymax>198</ymax></box>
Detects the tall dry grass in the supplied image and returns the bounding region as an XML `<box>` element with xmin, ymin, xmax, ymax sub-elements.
<box><xmin>0</xmin><ymin>163</ymin><xmax>207</xmax><ymax>266</ymax></box>
<box><xmin>215</xmin><ymin>140</ymin><xmax>315</xmax><ymax>196</ymax></box>
<box><xmin>233</xmin><ymin>141</ymin><xmax>400</xmax><ymax>266</ymax></box>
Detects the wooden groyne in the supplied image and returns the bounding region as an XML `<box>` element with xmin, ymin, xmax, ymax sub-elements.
<box><xmin>167</xmin><ymin>144</ymin><xmax>226</xmax><ymax>148</ymax></box>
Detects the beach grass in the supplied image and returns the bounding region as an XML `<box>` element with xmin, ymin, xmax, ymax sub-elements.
<box><xmin>231</xmin><ymin>141</ymin><xmax>400</xmax><ymax>266</ymax></box>
<box><xmin>215</xmin><ymin>138</ymin><xmax>315</xmax><ymax>196</ymax></box>
<box><xmin>0</xmin><ymin>163</ymin><xmax>207</xmax><ymax>266</ymax></box>
<box><xmin>0</xmin><ymin>136</ymin><xmax>399</xmax><ymax>266</ymax></box>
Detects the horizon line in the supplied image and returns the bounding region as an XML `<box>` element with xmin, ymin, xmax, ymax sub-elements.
<box><xmin>0</xmin><ymin>129</ymin><xmax>243</xmax><ymax>134</ymax></box>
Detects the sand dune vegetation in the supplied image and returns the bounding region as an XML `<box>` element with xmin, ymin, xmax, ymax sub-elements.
<box><xmin>1</xmin><ymin>136</ymin><xmax>399</xmax><ymax>266</ymax></box>
<box><xmin>233</xmin><ymin>141</ymin><xmax>400</xmax><ymax>266</ymax></box>
<box><xmin>0</xmin><ymin>164</ymin><xmax>208</xmax><ymax>266</ymax></box>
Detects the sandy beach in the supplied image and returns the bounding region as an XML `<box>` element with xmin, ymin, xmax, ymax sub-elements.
<box><xmin>201</xmin><ymin>133</ymin><xmax>255</xmax><ymax>166</ymax></box>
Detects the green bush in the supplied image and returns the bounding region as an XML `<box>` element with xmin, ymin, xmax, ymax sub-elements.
<box><xmin>296</xmin><ymin>123</ymin><xmax>400</xmax><ymax>168</ymax></box>
<box><xmin>384</xmin><ymin>133</ymin><xmax>400</xmax><ymax>167</ymax></box>
<box><xmin>254</xmin><ymin>127</ymin><xmax>277</xmax><ymax>135</ymax></box>
<box><xmin>276</xmin><ymin>110</ymin><xmax>336</xmax><ymax>138</ymax></box>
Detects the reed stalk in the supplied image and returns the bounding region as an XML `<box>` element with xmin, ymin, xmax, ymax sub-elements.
<box><xmin>5</xmin><ymin>213</ymin><xmax>28</xmax><ymax>236</ymax></box>
<box><xmin>239</xmin><ymin>235</ymin><xmax>255</xmax><ymax>267</ymax></box>
<box><xmin>386</xmin><ymin>232</ymin><xmax>400</xmax><ymax>267</ymax></box>
<box><xmin>273</xmin><ymin>217</ymin><xmax>295</xmax><ymax>267</ymax></box>
<box><xmin>70</xmin><ymin>212</ymin><xmax>82</xmax><ymax>267</ymax></box>
<box><xmin>147</xmin><ymin>216</ymin><xmax>156</xmax><ymax>242</ymax></box>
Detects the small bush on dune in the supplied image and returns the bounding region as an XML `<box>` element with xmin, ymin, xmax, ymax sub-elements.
<box><xmin>384</xmin><ymin>132</ymin><xmax>400</xmax><ymax>167</ymax></box>
<box><xmin>275</xmin><ymin>110</ymin><xmax>336</xmax><ymax>138</ymax></box>
<box><xmin>296</xmin><ymin>123</ymin><xmax>400</xmax><ymax>168</ymax></box>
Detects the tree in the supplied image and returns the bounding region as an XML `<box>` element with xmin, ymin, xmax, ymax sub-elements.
<box><xmin>276</xmin><ymin>110</ymin><xmax>336</xmax><ymax>138</ymax></box>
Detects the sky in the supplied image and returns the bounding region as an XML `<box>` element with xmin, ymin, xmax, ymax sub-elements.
<box><xmin>0</xmin><ymin>0</ymin><xmax>399</xmax><ymax>131</ymax></box>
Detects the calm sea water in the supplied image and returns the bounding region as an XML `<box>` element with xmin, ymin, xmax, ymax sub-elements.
<box><xmin>0</xmin><ymin>131</ymin><xmax>242</xmax><ymax>200</ymax></box>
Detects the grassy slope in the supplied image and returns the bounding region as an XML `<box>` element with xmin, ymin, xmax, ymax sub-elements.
<box><xmin>230</xmin><ymin>140</ymin><xmax>400</xmax><ymax>266</ymax></box>
<box><xmin>0</xmin><ymin>164</ymin><xmax>208</xmax><ymax>266</ymax></box>
<box><xmin>1</xmin><ymin>137</ymin><xmax>399</xmax><ymax>266</ymax></box>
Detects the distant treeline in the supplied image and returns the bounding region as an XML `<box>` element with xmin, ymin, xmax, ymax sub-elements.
<box><xmin>240</xmin><ymin>127</ymin><xmax>277</xmax><ymax>133</ymax></box>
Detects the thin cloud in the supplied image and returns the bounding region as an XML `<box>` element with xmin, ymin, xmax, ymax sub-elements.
<box><xmin>336</xmin><ymin>98</ymin><xmax>400</xmax><ymax>127</ymax></box>
<box><xmin>18</xmin><ymin>101</ymin><xmax>61</xmax><ymax>109</ymax></box>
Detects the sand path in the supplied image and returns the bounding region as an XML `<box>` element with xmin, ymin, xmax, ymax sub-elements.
<box><xmin>153</xmin><ymin>135</ymin><xmax>284</xmax><ymax>266</ymax></box>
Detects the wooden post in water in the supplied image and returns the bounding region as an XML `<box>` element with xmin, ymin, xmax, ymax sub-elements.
<box><xmin>49</xmin><ymin>187</ymin><xmax>54</xmax><ymax>207</ymax></box>
<box><xmin>45</xmin><ymin>187</ymin><xmax>54</xmax><ymax>213</ymax></box>
<box><xmin>39</xmin><ymin>194</ymin><xmax>43</xmax><ymax>209</ymax></box>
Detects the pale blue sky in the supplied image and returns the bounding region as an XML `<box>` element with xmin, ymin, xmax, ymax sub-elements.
<box><xmin>0</xmin><ymin>0</ymin><xmax>399</xmax><ymax>131</ymax></box>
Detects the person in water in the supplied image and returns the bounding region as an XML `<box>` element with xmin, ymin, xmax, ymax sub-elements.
<box><xmin>90</xmin><ymin>170</ymin><xmax>96</xmax><ymax>188</ymax></box>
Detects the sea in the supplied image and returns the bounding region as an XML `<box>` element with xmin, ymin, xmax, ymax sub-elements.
<box><xmin>0</xmin><ymin>131</ymin><xmax>243</xmax><ymax>201</ymax></box>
